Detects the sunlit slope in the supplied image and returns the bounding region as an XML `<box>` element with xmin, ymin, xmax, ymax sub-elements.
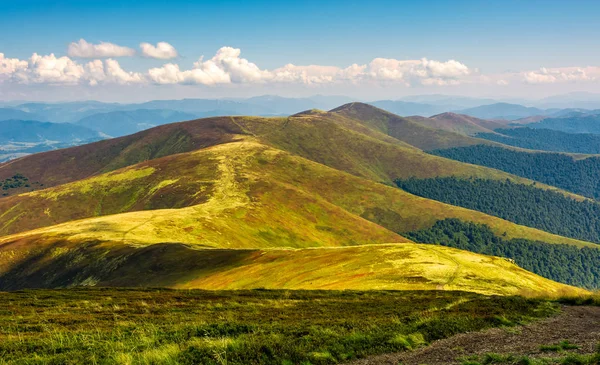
<box><xmin>179</xmin><ymin>244</ymin><xmax>583</xmax><ymax>296</ymax></box>
<box><xmin>0</xmin><ymin>237</ymin><xmax>583</xmax><ymax>296</ymax></box>
<box><xmin>0</xmin><ymin>142</ymin><xmax>405</xmax><ymax>247</ymax></box>
<box><xmin>0</xmin><ymin>140</ymin><xmax>592</xmax><ymax>248</ymax></box>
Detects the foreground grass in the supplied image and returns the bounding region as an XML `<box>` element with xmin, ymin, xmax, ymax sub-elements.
<box><xmin>0</xmin><ymin>289</ymin><xmax>559</xmax><ymax>365</ymax></box>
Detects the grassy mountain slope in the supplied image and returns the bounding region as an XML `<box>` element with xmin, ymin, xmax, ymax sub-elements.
<box><xmin>410</xmin><ymin>112</ymin><xmax>508</xmax><ymax>136</ymax></box>
<box><xmin>177</xmin><ymin>244</ymin><xmax>580</xmax><ymax>295</ymax></box>
<box><xmin>329</xmin><ymin>103</ymin><xmax>487</xmax><ymax>150</ymax></box>
<box><xmin>0</xmin><ymin>236</ymin><xmax>581</xmax><ymax>295</ymax></box>
<box><xmin>0</xmin><ymin>117</ymin><xmax>245</xmax><ymax>193</ymax></box>
<box><xmin>0</xmin><ymin>140</ymin><xmax>592</xmax><ymax>249</ymax></box>
<box><xmin>0</xmin><ymin>141</ymin><xmax>404</xmax><ymax>247</ymax></box>
<box><xmin>0</xmin><ymin>104</ymin><xmax>583</xmax><ymax>204</ymax></box>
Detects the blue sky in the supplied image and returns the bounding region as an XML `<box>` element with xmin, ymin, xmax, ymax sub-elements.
<box><xmin>1</xmin><ymin>0</ymin><xmax>600</xmax><ymax>101</ymax></box>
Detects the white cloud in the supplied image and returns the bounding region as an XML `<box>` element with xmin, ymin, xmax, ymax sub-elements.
<box><xmin>24</xmin><ymin>45</ymin><xmax>600</xmax><ymax>92</ymax></box>
<box><xmin>523</xmin><ymin>67</ymin><xmax>596</xmax><ymax>84</ymax></box>
<box><xmin>140</xmin><ymin>42</ymin><xmax>178</xmax><ymax>59</ymax></box>
<box><xmin>19</xmin><ymin>53</ymin><xmax>86</xmax><ymax>84</ymax></box>
<box><xmin>68</xmin><ymin>39</ymin><xmax>135</xmax><ymax>58</ymax></box>
<box><xmin>0</xmin><ymin>53</ymin><xmax>28</xmax><ymax>77</ymax></box>
<box><xmin>148</xmin><ymin>47</ymin><xmax>268</xmax><ymax>85</ymax></box>
<box><xmin>104</xmin><ymin>59</ymin><xmax>145</xmax><ymax>84</ymax></box>
<box><xmin>367</xmin><ymin>58</ymin><xmax>470</xmax><ymax>86</ymax></box>
<box><xmin>148</xmin><ymin>47</ymin><xmax>472</xmax><ymax>87</ymax></box>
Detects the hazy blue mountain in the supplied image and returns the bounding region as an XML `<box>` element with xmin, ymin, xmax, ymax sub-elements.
<box><xmin>457</xmin><ymin>103</ymin><xmax>547</xmax><ymax>120</ymax></box>
<box><xmin>134</xmin><ymin>99</ymin><xmax>275</xmax><ymax>115</ymax></box>
<box><xmin>0</xmin><ymin>108</ymin><xmax>45</xmax><ymax>122</ymax></box>
<box><xmin>528</xmin><ymin>115</ymin><xmax>600</xmax><ymax>134</ymax></box>
<box><xmin>76</xmin><ymin>109</ymin><xmax>200</xmax><ymax>137</ymax></box>
<box><xmin>534</xmin><ymin>92</ymin><xmax>600</xmax><ymax>109</ymax></box>
<box><xmin>12</xmin><ymin>101</ymin><xmax>122</xmax><ymax>123</ymax></box>
<box><xmin>399</xmin><ymin>95</ymin><xmax>498</xmax><ymax>109</ymax></box>
<box><xmin>0</xmin><ymin>120</ymin><xmax>102</xmax><ymax>143</ymax></box>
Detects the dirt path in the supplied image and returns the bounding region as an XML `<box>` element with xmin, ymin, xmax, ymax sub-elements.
<box><xmin>348</xmin><ymin>306</ymin><xmax>600</xmax><ymax>365</ymax></box>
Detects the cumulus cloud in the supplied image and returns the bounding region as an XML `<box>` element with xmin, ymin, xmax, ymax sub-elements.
<box><xmin>68</xmin><ymin>39</ymin><xmax>135</xmax><ymax>58</ymax></box>
<box><xmin>147</xmin><ymin>47</ymin><xmax>472</xmax><ymax>87</ymax></box>
<box><xmin>523</xmin><ymin>67</ymin><xmax>596</xmax><ymax>84</ymax></box>
<box><xmin>140</xmin><ymin>42</ymin><xmax>178</xmax><ymax>59</ymax></box>
<box><xmin>0</xmin><ymin>53</ymin><xmax>28</xmax><ymax>77</ymax></box>
<box><xmin>148</xmin><ymin>46</ymin><xmax>268</xmax><ymax>85</ymax></box>
<box><xmin>18</xmin><ymin>53</ymin><xmax>86</xmax><ymax>84</ymax></box>
<box><xmin>83</xmin><ymin>59</ymin><xmax>145</xmax><ymax>85</ymax></box>
<box><xmin>26</xmin><ymin>45</ymin><xmax>600</xmax><ymax>91</ymax></box>
<box><xmin>0</xmin><ymin>53</ymin><xmax>145</xmax><ymax>86</ymax></box>
<box><xmin>367</xmin><ymin>58</ymin><xmax>470</xmax><ymax>86</ymax></box>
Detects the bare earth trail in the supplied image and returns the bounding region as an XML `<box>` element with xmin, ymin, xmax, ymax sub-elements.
<box><xmin>348</xmin><ymin>306</ymin><xmax>600</xmax><ymax>365</ymax></box>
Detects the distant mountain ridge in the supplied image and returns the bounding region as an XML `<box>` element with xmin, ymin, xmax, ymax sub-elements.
<box><xmin>0</xmin><ymin>120</ymin><xmax>101</xmax><ymax>143</ymax></box>
<box><xmin>76</xmin><ymin>109</ymin><xmax>200</xmax><ymax>137</ymax></box>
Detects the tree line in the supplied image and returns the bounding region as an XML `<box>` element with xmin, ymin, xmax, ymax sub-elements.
<box><xmin>396</xmin><ymin>176</ymin><xmax>600</xmax><ymax>243</ymax></box>
<box><xmin>431</xmin><ymin>145</ymin><xmax>600</xmax><ymax>199</ymax></box>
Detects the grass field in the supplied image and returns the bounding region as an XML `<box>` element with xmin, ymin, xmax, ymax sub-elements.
<box><xmin>0</xmin><ymin>289</ymin><xmax>562</xmax><ymax>365</ymax></box>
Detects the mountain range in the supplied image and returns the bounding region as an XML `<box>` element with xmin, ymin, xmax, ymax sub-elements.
<box><xmin>1</xmin><ymin>102</ymin><xmax>597</xmax><ymax>295</ymax></box>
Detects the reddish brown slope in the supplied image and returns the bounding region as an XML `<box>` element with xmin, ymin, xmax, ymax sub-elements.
<box><xmin>0</xmin><ymin>117</ymin><xmax>246</xmax><ymax>194</ymax></box>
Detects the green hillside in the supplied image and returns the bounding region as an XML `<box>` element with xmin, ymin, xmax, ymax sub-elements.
<box><xmin>0</xmin><ymin>140</ymin><xmax>592</xmax><ymax>249</ymax></box>
<box><xmin>0</xmin><ymin>104</ymin><xmax>595</xmax><ymax>296</ymax></box>
<box><xmin>408</xmin><ymin>112</ymin><xmax>509</xmax><ymax>136</ymax></box>
<box><xmin>329</xmin><ymin>103</ymin><xmax>489</xmax><ymax>150</ymax></box>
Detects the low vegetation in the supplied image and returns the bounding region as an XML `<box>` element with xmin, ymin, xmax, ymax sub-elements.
<box><xmin>0</xmin><ymin>173</ymin><xmax>37</xmax><ymax>196</ymax></box>
<box><xmin>396</xmin><ymin>177</ymin><xmax>600</xmax><ymax>244</ymax></box>
<box><xmin>0</xmin><ymin>289</ymin><xmax>560</xmax><ymax>365</ymax></box>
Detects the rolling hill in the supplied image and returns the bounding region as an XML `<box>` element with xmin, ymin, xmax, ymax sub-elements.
<box><xmin>0</xmin><ymin>139</ymin><xmax>592</xmax><ymax>248</ymax></box>
<box><xmin>407</xmin><ymin>112</ymin><xmax>509</xmax><ymax>136</ymax></box>
<box><xmin>329</xmin><ymin>102</ymin><xmax>488</xmax><ymax>150</ymax></box>
<box><xmin>0</xmin><ymin>103</ymin><xmax>596</xmax><ymax>295</ymax></box>
<box><xmin>0</xmin><ymin>104</ymin><xmax>585</xmax><ymax>202</ymax></box>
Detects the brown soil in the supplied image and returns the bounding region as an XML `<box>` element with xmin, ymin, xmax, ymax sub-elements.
<box><xmin>348</xmin><ymin>306</ymin><xmax>600</xmax><ymax>365</ymax></box>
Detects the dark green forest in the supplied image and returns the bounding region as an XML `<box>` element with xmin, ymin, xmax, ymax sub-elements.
<box><xmin>395</xmin><ymin>176</ymin><xmax>600</xmax><ymax>243</ymax></box>
<box><xmin>430</xmin><ymin>145</ymin><xmax>600</xmax><ymax>199</ymax></box>
<box><xmin>1</xmin><ymin>173</ymin><xmax>31</xmax><ymax>196</ymax></box>
<box><xmin>407</xmin><ymin>218</ymin><xmax>600</xmax><ymax>289</ymax></box>
<box><xmin>476</xmin><ymin>127</ymin><xmax>600</xmax><ymax>153</ymax></box>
